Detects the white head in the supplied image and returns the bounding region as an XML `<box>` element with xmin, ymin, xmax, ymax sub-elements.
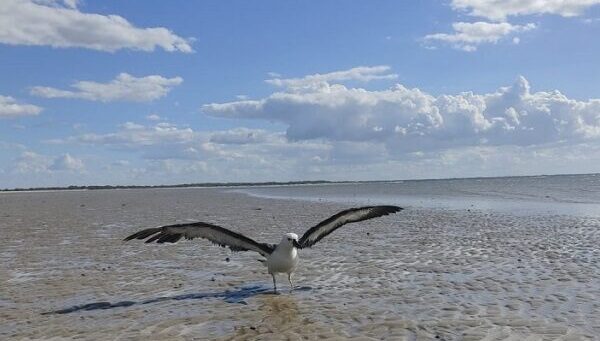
<box><xmin>282</xmin><ymin>233</ymin><xmax>300</xmax><ymax>248</ymax></box>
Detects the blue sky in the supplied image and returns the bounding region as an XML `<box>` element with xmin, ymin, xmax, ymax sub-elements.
<box><xmin>1</xmin><ymin>0</ymin><xmax>600</xmax><ymax>188</ymax></box>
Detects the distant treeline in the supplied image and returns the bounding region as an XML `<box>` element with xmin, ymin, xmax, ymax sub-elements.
<box><xmin>0</xmin><ymin>180</ymin><xmax>348</xmax><ymax>192</ymax></box>
<box><xmin>3</xmin><ymin>173</ymin><xmax>592</xmax><ymax>192</ymax></box>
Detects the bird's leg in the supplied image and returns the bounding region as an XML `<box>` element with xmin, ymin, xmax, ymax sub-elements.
<box><xmin>288</xmin><ymin>273</ymin><xmax>294</xmax><ymax>291</ymax></box>
<box><xmin>271</xmin><ymin>273</ymin><xmax>277</xmax><ymax>293</ymax></box>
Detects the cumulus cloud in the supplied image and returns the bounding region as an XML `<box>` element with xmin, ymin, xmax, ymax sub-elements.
<box><xmin>203</xmin><ymin>67</ymin><xmax>600</xmax><ymax>154</ymax></box>
<box><xmin>0</xmin><ymin>95</ymin><xmax>43</xmax><ymax>118</ymax></box>
<box><xmin>44</xmin><ymin>68</ymin><xmax>600</xmax><ymax>184</ymax></box>
<box><xmin>426</xmin><ymin>1</ymin><xmax>600</xmax><ymax>51</ymax></box>
<box><xmin>451</xmin><ymin>0</ymin><xmax>600</xmax><ymax>21</ymax></box>
<box><xmin>265</xmin><ymin>65</ymin><xmax>398</xmax><ymax>90</ymax></box>
<box><xmin>424</xmin><ymin>21</ymin><xmax>536</xmax><ymax>51</ymax></box>
<box><xmin>14</xmin><ymin>151</ymin><xmax>84</xmax><ymax>173</ymax></box>
<box><xmin>50</xmin><ymin>153</ymin><xmax>84</xmax><ymax>171</ymax></box>
<box><xmin>30</xmin><ymin>73</ymin><xmax>183</xmax><ymax>102</ymax></box>
<box><xmin>0</xmin><ymin>0</ymin><xmax>193</xmax><ymax>52</ymax></box>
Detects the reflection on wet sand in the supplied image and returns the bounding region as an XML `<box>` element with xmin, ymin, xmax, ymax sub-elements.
<box><xmin>222</xmin><ymin>292</ymin><xmax>347</xmax><ymax>340</ymax></box>
<box><xmin>259</xmin><ymin>295</ymin><xmax>300</xmax><ymax>329</ymax></box>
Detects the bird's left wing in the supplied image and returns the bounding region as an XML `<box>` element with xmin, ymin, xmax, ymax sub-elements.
<box><xmin>124</xmin><ymin>222</ymin><xmax>274</xmax><ymax>257</ymax></box>
<box><xmin>297</xmin><ymin>206</ymin><xmax>402</xmax><ymax>248</ymax></box>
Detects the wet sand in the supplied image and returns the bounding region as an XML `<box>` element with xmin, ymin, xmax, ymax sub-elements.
<box><xmin>1</xmin><ymin>188</ymin><xmax>599</xmax><ymax>340</ymax></box>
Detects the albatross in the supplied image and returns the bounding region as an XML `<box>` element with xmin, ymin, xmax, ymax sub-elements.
<box><xmin>124</xmin><ymin>205</ymin><xmax>402</xmax><ymax>292</ymax></box>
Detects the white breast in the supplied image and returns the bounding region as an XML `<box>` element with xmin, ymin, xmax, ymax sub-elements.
<box><xmin>267</xmin><ymin>245</ymin><xmax>299</xmax><ymax>274</ymax></box>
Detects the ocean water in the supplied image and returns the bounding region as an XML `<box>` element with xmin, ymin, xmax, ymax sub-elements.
<box><xmin>233</xmin><ymin>173</ymin><xmax>600</xmax><ymax>217</ymax></box>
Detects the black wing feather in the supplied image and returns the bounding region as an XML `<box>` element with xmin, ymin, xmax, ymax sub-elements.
<box><xmin>298</xmin><ymin>205</ymin><xmax>402</xmax><ymax>248</ymax></box>
<box><xmin>124</xmin><ymin>221</ymin><xmax>274</xmax><ymax>257</ymax></box>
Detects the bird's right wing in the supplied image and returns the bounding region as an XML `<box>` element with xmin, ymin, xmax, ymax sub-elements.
<box><xmin>124</xmin><ymin>221</ymin><xmax>274</xmax><ymax>257</ymax></box>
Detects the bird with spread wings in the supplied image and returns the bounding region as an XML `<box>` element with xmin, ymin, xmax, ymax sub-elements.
<box><xmin>124</xmin><ymin>205</ymin><xmax>402</xmax><ymax>292</ymax></box>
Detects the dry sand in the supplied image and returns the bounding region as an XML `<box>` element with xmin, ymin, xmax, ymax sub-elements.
<box><xmin>1</xmin><ymin>188</ymin><xmax>599</xmax><ymax>340</ymax></box>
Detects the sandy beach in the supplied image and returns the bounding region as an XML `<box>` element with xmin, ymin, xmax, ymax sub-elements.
<box><xmin>1</xmin><ymin>187</ymin><xmax>599</xmax><ymax>340</ymax></box>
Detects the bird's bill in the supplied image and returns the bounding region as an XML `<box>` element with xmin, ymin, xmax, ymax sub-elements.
<box><xmin>292</xmin><ymin>239</ymin><xmax>302</xmax><ymax>248</ymax></box>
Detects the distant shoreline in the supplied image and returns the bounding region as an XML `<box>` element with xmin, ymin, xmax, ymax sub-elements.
<box><xmin>1</xmin><ymin>172</ymin><xmax>597</xmax><ymax>192</ymax></box>
<box><xmin>0</xmin><ymin>181</ymin><xmax>339</xmax><ymax>193</ymax></box>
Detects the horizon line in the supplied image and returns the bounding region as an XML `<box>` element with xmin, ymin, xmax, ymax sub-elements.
<box><xmin>1</xmin><ymin>172</ymin><xmax>597</xmax><ymax>193</ymax></box>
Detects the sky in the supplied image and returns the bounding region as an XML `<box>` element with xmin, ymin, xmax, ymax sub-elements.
<box><xmin>1</xmin><ymin>0</ymin><xmax>600</xmax><ymax>188</ymax></box>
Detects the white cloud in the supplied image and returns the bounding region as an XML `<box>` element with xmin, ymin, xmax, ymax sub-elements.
<box><xmin>14</xmin><ymin>151</ymin><xmax>83</xmax><ymax>173</ymax></box>
<box><xmin>31</xmin><ymin>67</ymin><xmax>600</xmax><ymax>185</ymax></box>
<box><xmin>60</xmin><ymin>0</ymin><xmax>78</xmax><ymax>9</ymax></box>
<box><xmin>203</xmin><ymin>67</ymin><xmax>600</xmax><ymax>154</ymax></box>
<box><xmin>424</xmin><ymin>21</ymin><xmax>536</xmax><ymax>51</ymax></box>
<box><xmin>209</xmin><ymin>128</ymin><xmax>277</xmax><ymax>145</ymax></box>
<box><xmin>146</xmin><ymin>114</ymin><xmax>163</xmax><ymax>121</ymax></box>
<box><xmin>30</xmin><ymin>73</ymin><xmax>183</xmax><ymax>102</ymax></box>
<box><xmin>265</xmin><ymin>65</ymin><xmax>398</xmax><ymax>91</ymax></box>
<box><xmin>14</xmin><ymin>151</ymin><xmax>51</xmax><ymax>173</ymax></box>
<box><xmin>50</xmin><ymin>153</ymin><xmax>84</xmax><ymax>171</ymax></box>
<box><xmin>0</xmin><ymin>0</ymin><xmax>193</xmax><ymax>53</ymax></box>
<box><xmin>425</xmin><ymin>1</ymin><xmax>600</xmax><ymax>51</ymax></box>
<box><xmin>33</xmin><ymin>0</ymin><xmax>79</xmax><ymax>9</ymax></box>
<box><xmin>61</xmin><ymin>122</ymin><xmax>331</xmax><ymax>175</ymax></box>
<box><xmin>7</xmin><ymin>138</ymin><xmax>600</xmax><ymax>187</ymax></box>
<box><xmin>0</xmin><ymin>141</ymin><xmax>26</xmax><ymax>151</ymax></box>
<box><xmin>25</xmin><ymin>121</ymin><xmax>600</xmax><ymax>186</ymax></box>
<box><xmin>451</xmin><ymin>0</ymin><xmax>600</xmax><ymax>21</ymax></box>
<box><xmin>73</xmin><ymin>121</ymin><xmax>196</xmax><ymax>148</ymax></box>
<box><xmin>0</xmin><ymin>95</ymin><xmax>42</xmax><ymax>118</ymax></box>
<box><xmin>67</xmin><ymin>122</ymin><xmax>327</xmax><ymax>159</ymax></box>
<box><xmin>111</xmin><ymin>160</ymin><xmax>130</xmax><ymax>167</ymax></box>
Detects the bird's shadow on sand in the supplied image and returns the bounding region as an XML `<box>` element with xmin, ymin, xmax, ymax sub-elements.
<box><xmin>42</xmin><ymin>285</ymin><xmax>313</xmax><ymax>315</ymax></box>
